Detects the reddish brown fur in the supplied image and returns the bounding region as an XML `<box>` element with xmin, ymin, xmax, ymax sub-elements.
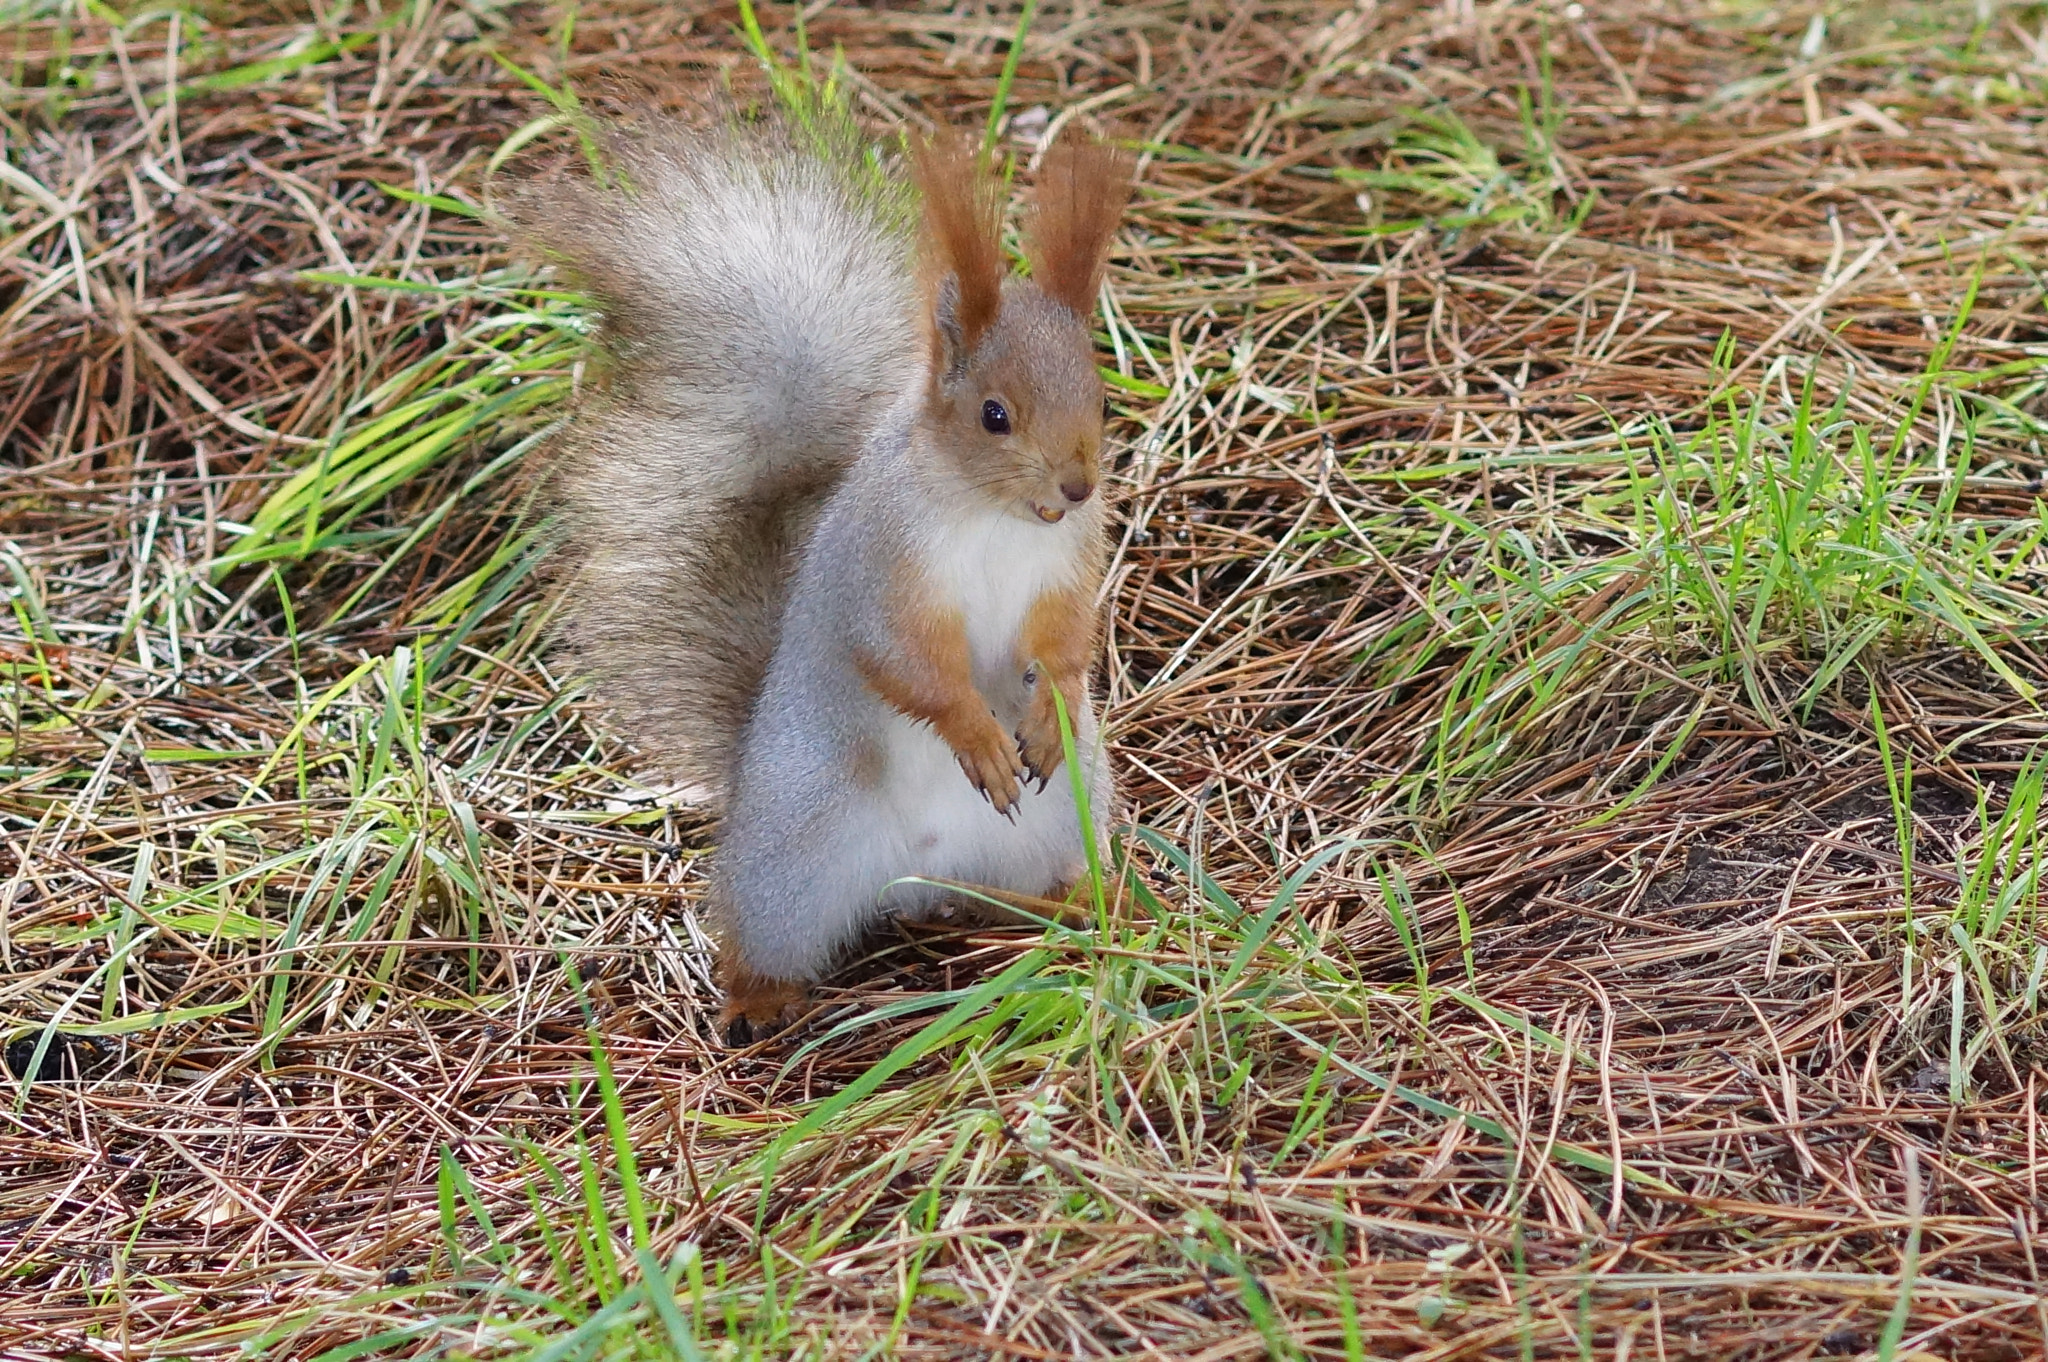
<box><xmin>914</xmin><ymin>308</ymin><xmax>1105</xmax><ymax>511</ymax></box>
<box><xmin>1015</xmin><ymin>583</ymin><xmax>1102</xmax><ymax>784</ymax></box>
<box><xmin>714</xmin><ymin>957</ymin><xmax>811</xmax><ymax>1038</ymax></box>
<box><xmin>911</xmin><ymin>132</ymin><xmax>1005</xmax><ymax>359</ymax></box>
<box><xmin>1025</xmin><ymin>138</ymin><xmax>1135</xmax><ymax>316</ymax></box>
<box><xmin>852</xmin><ymin>569</ymin><xmax>1027</xmax><ymax>814</ymax></box>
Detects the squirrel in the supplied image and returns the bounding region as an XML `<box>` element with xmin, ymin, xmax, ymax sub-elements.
<box><xmin>518</xmin><ymin>117</ymin><xmax>1135</xmax><ymax>1043</ymax></box>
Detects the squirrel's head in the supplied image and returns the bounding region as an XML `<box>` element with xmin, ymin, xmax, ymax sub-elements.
<box><xmin>912</xmin><ymin>133</ymin><xmax>1134</xmax><ymax>525</ymax></box>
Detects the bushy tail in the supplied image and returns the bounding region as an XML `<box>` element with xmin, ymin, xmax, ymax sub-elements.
<box><xmin>513</xmin><ymin>120</ymin><xmax>917</xmax><ymax>799</ymax></box>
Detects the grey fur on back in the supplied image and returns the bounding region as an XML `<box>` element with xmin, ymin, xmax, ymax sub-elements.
<box><xmin>511</xmin><ymin>120</ymin><xmax>919</xmax><ymax>798</ymax></box>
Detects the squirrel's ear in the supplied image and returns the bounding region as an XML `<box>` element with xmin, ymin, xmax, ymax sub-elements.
<box><xmin>912</xmin><ymin>131</ymin><xmax>1005</xmax><ymax>372</ymax></box>
<box><xmin>1024</xmin><ymin>136</ymin><xmax>1134</xmax><ymax>318</ymax></box>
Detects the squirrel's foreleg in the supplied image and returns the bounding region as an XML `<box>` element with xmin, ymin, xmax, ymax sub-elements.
<box><xmin>854</xmin><ymin>599</ymin><xmax>1027</xmax><ymax>815</ymax></box>
<box><xmin>1014</xmin><ymin>584</ymin><xmax>1098</xmax><ymax>790</ymax></box>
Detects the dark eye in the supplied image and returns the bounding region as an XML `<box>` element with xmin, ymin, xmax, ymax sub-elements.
<box><xmin>980</xmin><ymin>399</ymin><xmax>1011</xmax><ymax>435</ymax></box>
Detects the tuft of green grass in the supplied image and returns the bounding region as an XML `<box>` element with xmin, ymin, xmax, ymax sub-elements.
<box><xmin>1338</xmin><ymin>108</ymin><xmax>1560</xmax><ymax>235</ymax></box>
<box><xmin>1343</xmin><ymin>336</ymin><xmax>2045</xmax><ymax>823</ymax></box>
<box><xmin>1872</xmin><ymin>684</ymin><xmax>1918</xmax><ymax>1008</ymax></box>
<box><xmin>1936</xmin><ymin>742</ymin><xmax>2045</xmax><ymax>1103</ymax></box>
<box><xmin>1334</xmin><ymin>46</ymin><xmax>1582</xmax><ymax>241</ymax></box>
<box><xmin>211</xmin><ymin>270</ymin><xmax>581</xmax><ymax>599</ymax></box>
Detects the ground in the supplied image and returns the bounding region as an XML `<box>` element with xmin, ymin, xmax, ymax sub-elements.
<box><xmin>3</xmin><ymin>0</ymin><xmax>2047</xmax><ymax>1358</ymax></box>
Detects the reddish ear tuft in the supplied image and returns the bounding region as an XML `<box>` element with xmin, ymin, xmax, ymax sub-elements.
<box><xmin>1024</xmin><ymin>136</ymin><xmax>1134</xmax><ymax>317</ymax></box>
<box><xmin>912</xmin><ymin>131</ymin><xmax>1005</xmax><ymax>359</ymax></box>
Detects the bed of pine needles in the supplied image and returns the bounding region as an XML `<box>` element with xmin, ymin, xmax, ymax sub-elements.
<box><xmin>5</xmin><ymin>1</ymin><xmax>2048</xmax><ymax>1358</ymax></box>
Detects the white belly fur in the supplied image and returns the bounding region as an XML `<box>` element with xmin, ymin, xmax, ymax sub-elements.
<box><xmin>918</xmin><ymin>504</ymin><xmax>1081</xmax><ymax>697</ymax></box>
<box><xmin>863</xmin><ymin>505</ymin><xmax>1101</xmax><ymax>914</ymax></box>
<box><xmin>867</xmin><ymin>714</ymin><xmax>1099</xmax><ymax>917</ymax></box>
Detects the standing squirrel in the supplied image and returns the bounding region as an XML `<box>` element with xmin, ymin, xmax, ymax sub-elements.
<box><xmin>519</xmin><ymin>118</ymin><xmax>1134</xmax><ymax>1042</ymax></box>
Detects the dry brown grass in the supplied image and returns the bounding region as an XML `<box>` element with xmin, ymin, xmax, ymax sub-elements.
<box><xmin>3</xmin><ymin>1</ymin><xmax>2047</xmax><ymax>1358</ymax></box>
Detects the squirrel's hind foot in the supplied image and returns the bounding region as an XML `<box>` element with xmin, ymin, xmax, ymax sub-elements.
<box><xmin>715</xmin><ymin>962</ymin><xmax>811</xmax><ymax>1048</ymax></box>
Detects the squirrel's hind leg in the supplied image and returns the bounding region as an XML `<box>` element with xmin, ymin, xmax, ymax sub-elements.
<box><xmin>714</xmin><ymin>956</ymin><xmax>811</xmax><ymax>1047</ymax></box>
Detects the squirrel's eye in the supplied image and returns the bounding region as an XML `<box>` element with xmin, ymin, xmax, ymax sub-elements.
<box><xmin>980</xmin><ymin>399</ymin><xmax>1011</xmax><ymax>435</ymax></box>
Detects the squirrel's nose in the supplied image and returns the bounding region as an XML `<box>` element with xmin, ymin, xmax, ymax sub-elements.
<box><xmin>1059</xmin><ymin>478</ymin><xmax>1094</xmax><ymax>504</ymax></box>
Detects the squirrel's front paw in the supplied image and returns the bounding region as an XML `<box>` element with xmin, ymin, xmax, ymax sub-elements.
<box><xmin>954</xmin><ymin>715</ymin><xmax>1026</xmax><ymax>815</ymax></box>
<box><xmin>1015</xmin><ymin>673</ymin><xmax>1068</xmax><ymax>792</ymax></box>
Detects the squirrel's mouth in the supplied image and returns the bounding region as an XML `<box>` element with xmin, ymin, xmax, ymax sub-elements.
<box><xmin>1032</xmin><ymin>504</ymin><xmax>1066</xmax><ymax>524</ymax></box>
